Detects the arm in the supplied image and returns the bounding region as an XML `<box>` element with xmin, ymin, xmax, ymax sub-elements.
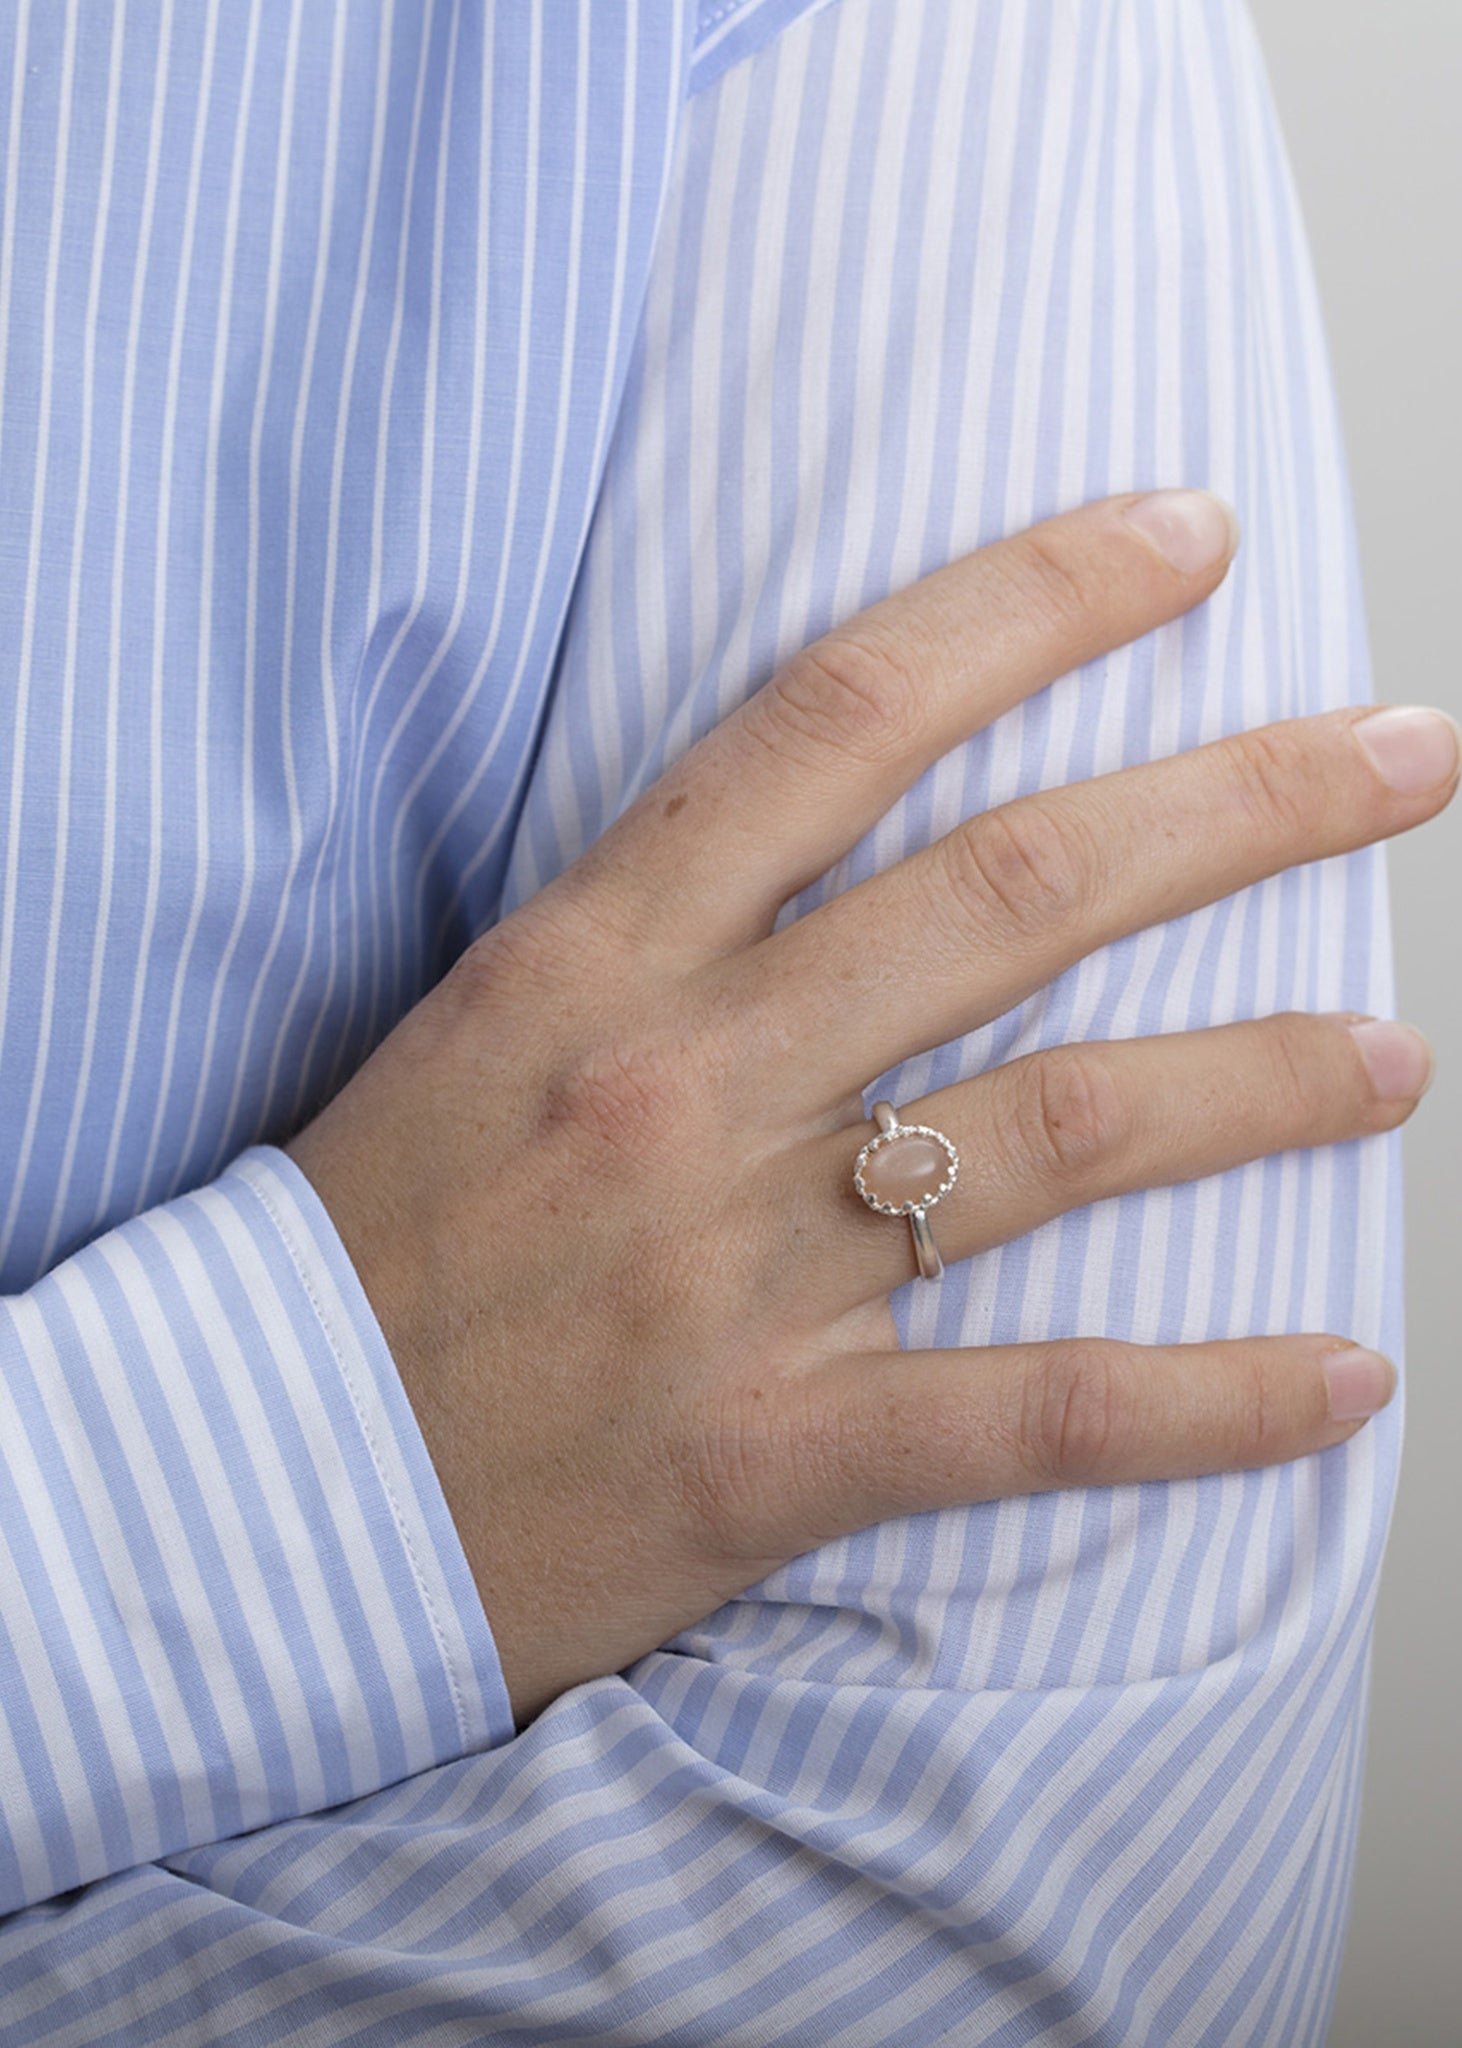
<box><xmin>0</xmin><ymin>4</ymin><xmax>1415</xmax><ymax>2044</ymax></box>
<box><xmin>475</xmin><ymin>15</ymin><xmax>1404</xmax><ymax>2042</ymax></box>
<box><xmin>0</xmin><ymin>1145</ymin><xmax>511</xmax><ymax>1918</ymax></box>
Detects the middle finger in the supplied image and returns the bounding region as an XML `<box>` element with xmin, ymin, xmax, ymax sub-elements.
<box><xmin>727</xmin><ymin>702</ymin><xmax>1458</xmax><ymax>1117</ymax></box>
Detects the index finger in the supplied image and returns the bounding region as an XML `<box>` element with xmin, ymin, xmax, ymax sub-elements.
<box><xmin>562</xmin><ymin>489</ymin><xmax>1240</xmax><ymax>962</ymax></box>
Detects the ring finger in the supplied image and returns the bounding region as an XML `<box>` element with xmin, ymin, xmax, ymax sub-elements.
<box><xmin>786</xmin><ymin>1009</ymin><xmax>1432</xmax><ymax>1316</ymax></box>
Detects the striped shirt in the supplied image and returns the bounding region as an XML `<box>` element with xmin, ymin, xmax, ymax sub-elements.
<box><xmin>0</xmin><ymin>0</ymin><xmax>1398</xmax><ymax>2040</ymax></box>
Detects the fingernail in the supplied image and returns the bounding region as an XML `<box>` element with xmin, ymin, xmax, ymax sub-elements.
<box><xmin>1121</xmin><ymin>489</ymin><xmax>1239</xmax><ymax>573</ymax></box>
<box><xmin>1352</xmin><ymin>706</ymin><xmax>1461</xmax><ymax>794</ymax></box>
<box><xmin>1322</xmin><ymin>1346</ymin><xmax>1397</xmax><ymax>1423</ymax></box>
<box><xmin>1348</xmin><ymin>1018</ymin><xmax>1435</xmax><ymax>1101</ymax></box>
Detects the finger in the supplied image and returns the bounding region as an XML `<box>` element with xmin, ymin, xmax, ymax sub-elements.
<box><xmin>752</xmin><ymin>1333</ymin><xmax>1396</xmax><ymax>1557</ymax></box>
<box><xmin>735</xmin><ymin>703</ymin><xmax>1460</xmax><ymax>1114</ymax></box>
<box><xmin>561</xmin><ymin>490</ymin><xmax>1240</xmax><ymax>961</ymax></box>
<box><xmin>789</xmin><ymin>1011</ymin><xmax>1433</xmax><ymax>1313</ymax></box>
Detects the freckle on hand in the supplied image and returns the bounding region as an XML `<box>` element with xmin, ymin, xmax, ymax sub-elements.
<box><xmin>663</xmin><ymin>793</ymin><xmax>688</xmax><ymax>818</ymax></box>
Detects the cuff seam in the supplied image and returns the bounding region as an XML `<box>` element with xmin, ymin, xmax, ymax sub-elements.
<box><xmin>232</xmin><ymin>1156</ymin><xmax>473</xmax><ymax>1757</ymax></box>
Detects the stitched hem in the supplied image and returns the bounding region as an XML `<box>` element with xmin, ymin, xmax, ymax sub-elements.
<box><xmin>233</xmin><ymin>1155</ymin><xmax>477</xmax><ymax>1758</ymax></box>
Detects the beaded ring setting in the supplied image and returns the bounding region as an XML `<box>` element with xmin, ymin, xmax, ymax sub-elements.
<box><xmin>852</xmin><ymin>1100</ymin><xmax>960</xmax><ymax>1280</ymax></box>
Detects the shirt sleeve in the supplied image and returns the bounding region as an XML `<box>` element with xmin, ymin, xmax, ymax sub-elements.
<box><xmin>0</xmin><ymin>1141</ymin><xmax>512</xmax><ymax>1918</ymax></box>
<box><xmin>0</xmin><ymin>2</ymin><xmax>1400</xmax><ymax>2043</ymax></box>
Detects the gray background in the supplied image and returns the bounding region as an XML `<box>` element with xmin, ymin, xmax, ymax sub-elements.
<box><xmin>1252</xmin><ymin>5</ymin><xmax>1460</xmax><ymax>2042</ymax></box>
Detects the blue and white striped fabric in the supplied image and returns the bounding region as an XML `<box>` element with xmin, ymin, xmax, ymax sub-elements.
<box><xmin>0</xmin><ymin>0</ymin><xmax>1398</xmax><ymax>2040</ymax></box>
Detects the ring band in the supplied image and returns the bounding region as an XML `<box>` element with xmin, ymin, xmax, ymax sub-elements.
<box><xmin>852</xmin><ymin>1099</ymin><xmax>960</xmax><ymax>1281</ymax></box>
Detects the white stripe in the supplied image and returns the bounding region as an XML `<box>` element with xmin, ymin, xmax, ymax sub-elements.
<box><xmin>41</xmin><ymin>0</ymin><xmax>176</xmax><ymax>1269</ymax></box>
<box><xmin>10</xmin><ymin>3</ymin><xmax>126</xmax><ymax>1262</ymax></box>
<box><xmin>94</xmin><ymin>0</ymin><xmax>229</xmax><ymax>1220</ymax></box>
<box><xmin>0</xmin><ymin>2</ymin><xmax>78</xmax><ymax>1114</ymax></box>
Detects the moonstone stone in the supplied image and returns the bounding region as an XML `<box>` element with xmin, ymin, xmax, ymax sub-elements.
<box><xmin>862</xmin><ymin>1133</ymin><xmax>949</xmax><ymax>1208</ymax></box>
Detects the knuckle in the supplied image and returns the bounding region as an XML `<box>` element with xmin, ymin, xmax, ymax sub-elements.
<box><xmin>1005</xmin><ymin>526</ymin><xmax>1100</xmax><ymax>633</ymax></box>
<box><xmin>939</xmin><ymin>799</ymin><xmax>1091</xmax><ymax>940</ymax></box>
<box><xmin>755</xmin><ymin>632</ymin><xmax>924</xmax><ymax>770</ymax></box>
<box><xmin>1238</xmin><ymin>1350</ymin><xmax>1275</xmax><ymax>1466</ymax></box>
<box><xmin>1023</xmin><ymin>1342</ymin><xmax>1134</xmax><ymax>1487</ymax></box>
<box><xmin>1015</xmin><ymin>1048</ymin><xmax>1128</xmax><ymax>1185</ymax></box>
<box><xmin>1226</xmin><ymin>724</ymin><xmax>1319</xmax><ymax>843</ymax></box>
<box><xmin>1263</xmin><ymin>1009</ymin><xmax>1322</xmax><ymax>1112</ymax></box>
<box><xmin>536</xmin><ymin>1032</ymin><xmax>697</xmax><ymax>1177</ymax></box>
<box><xmin>441</xmin><ymin>896</ymin><xmax>593</xmax><ymax>1015</ymax></box>
<box><xmin>441</xmin><ymin>919</ymin><xmax>549</xmax><ymax>1011</ymax></box>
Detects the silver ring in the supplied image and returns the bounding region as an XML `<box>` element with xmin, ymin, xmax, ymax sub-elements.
<box><xmin>852</xmin><ymin>1099</ymin><xmax>960</xmax><ymax>1281</ymax></box>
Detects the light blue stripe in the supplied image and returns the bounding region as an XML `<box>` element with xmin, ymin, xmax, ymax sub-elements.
<box><xmin>0</xmin><ymin>0</ymin><xmax>1402</xmax><ymax>2038</ymax></box>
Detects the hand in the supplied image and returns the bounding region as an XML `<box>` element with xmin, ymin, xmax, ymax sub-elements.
<box><xmin>284</xmin><ymin>489</ymin><xmax>1455</xmax><ymax>1729</ymax></box>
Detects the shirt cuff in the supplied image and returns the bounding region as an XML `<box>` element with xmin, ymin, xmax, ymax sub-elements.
<box><xmin>230</xmin><ymin>1143</ymin><xmax>516</xmax><ymax>1760</ymax></box>
<box><xmin>0</xmin><ymin>1143</ymin><xmax>513</xmax><ymax>1915</ymax></box>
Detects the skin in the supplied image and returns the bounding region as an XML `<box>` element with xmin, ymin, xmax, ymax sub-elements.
<box><xmin>284</xmin><ymin>489</ymin><xmax>1457</xmax><ymax>1729</ymax></box>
